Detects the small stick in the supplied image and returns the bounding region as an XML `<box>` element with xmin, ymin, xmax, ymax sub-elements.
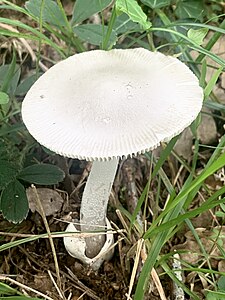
<box><xmin>48</xmin><ymin>270</ymin><xmax>64</xmax><ymax>299</ymax></box>
<box><xmin>141</xmin><ymin>245</ymin><xmax>167</xmax><ymax>300</ymax></box>
<box><xmin>127</xmin><ymin>238</ymin><xmax>144</xmax><ymax>299</ymax></box>
<box><xmin>31</xmin><ymin>184</ymin><xmax>63</xmax><ymax>297</ymax></box>
<box><xmin>77</xmin><ymin>291</ymin><xmax>87</xmax><ymax>300</ymax></box>
<box><xmin>0</xmin><ymin>275</ymin><xmax>54</xmax><ymax>300</ymax></box>
<box><xmin>151</xmin><ymin>268</ymin><xmax>167</xmax><ymax>300</ymax></box>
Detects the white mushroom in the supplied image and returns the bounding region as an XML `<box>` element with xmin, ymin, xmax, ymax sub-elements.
<box><xmin>22</xmin><ymin>48</ymin><xmax>203</xmax><ymax>268</ymax></box>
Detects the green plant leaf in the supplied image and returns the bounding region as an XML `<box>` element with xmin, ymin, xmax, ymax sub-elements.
<box><xmin>0</xmin><ymin>124</ymin><xmax>25</xmax><ymax>137</ymax></box>
<box><xmin>17</xmin><ymin>164</ymin><xmax>65</xmax><ymax>185</ymax></box>
<box><xmin>175</xmin><ymin>0</ymin><xmax>205</xmax><ymax>21</ymax></box>
<box><xmin>72</xmin><ymin>0</ymin><xmax>112</xmax><ymax>25</ymax></box>
<box><xmin>16</xmin><ymin>73</ymin><xmax>40</xmax><ymax>96</ymax></box>
<box><xmin>74</xmin><ymin>24</ymin><xmax>117</xmax><ymax>46</ymax></box>
<box><xmin>0</xmin><ymin>17</ymin><xmax>65</xmax><ymax>58</ymax></box>
<box><xmin>114</xmin><ymin>13</ymin><xmax>141</xmax><ymax>34</ymax></box>
<box><xmin>0</xmin><ymin>180</ymin><xmax>28</xmax><ymax>223</ymax></box>
<box><xmin>25</xmin><ymin>0</ymin><xmax>67</xmax><ymax>28</ymax></box>
<box><xmin>187</xmin><ymin>28</ymin><xmax>208</xmax><ymax>45</ymax></box>
<box><xmin>0</xmin><ymin>92</ymin><xmax>9</xmax><ymax>104</ymax></box>
<box><xmin>0</xmin><ymin>64</ymin><xmax>21</xmax><ymax>96</ymax></box>
<box><xmin>141</xmin><ymin>0</ymin><xmax>171</xmax><ymax>9</ymax></box>
<box><xmin>218</xmin><ymin>276</ymin><xmax>225</xmax><ymax>292</ymax></box>
<box><xmin>0</xmin><ymin>282</ymin><xmax>17</xmax><ymax>295</ymax></box>
<box><xmin>116</xmin><ymin>0</ymin><xmax>151</xmax><ymax>30</ymax></box>
<box><xmin>0</xmin><ymin>282</ymin><xmax>42</xmax><ymax>299</ymax></box>
<box><xmin>216</xmin><ymin>211</ymin><xmax>225</xmax><ymax>218</ymax></box>
<box><xmin>0</xmin><ymin>160</ymin><xmax>19</xmax><ymax>189</ymax></box>
<box><xmin>204</xmin><ymin>67</ymin><xmax>223</xmax><ymax>98</ymax></box>
<box><xmin>206</xmin><ymin>290</ymin><xmax>225</xmax><ymax>300</ymax></box>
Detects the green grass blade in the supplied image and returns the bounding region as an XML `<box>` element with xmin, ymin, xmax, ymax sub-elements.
<box><xmin>0</xmin><ymin>17</ymin><xmax>65</xmax><ymax>57</ymax></box>
<box><xmin>204</xmin><ymin>67</ymin><xmax>223</xmax><ymax>98</ymax></box>
<box><xmin>150</xmin><ymin>27</ymin><xmax>225</xmax><ymax>67</ymax></box>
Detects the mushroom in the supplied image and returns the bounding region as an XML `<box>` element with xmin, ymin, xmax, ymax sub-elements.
<box><xmin>21</xmin><ymin>48</ymin><xmax>203</xmax><ymax>269</ymax></box>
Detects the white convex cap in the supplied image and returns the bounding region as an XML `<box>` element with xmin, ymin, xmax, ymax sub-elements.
<box><xmin>22</xmin><ymin>48</ymin><xmax>203</xmax><ymax>160</ymax></box>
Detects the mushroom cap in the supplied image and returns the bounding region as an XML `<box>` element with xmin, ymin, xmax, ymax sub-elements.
<box><xmin>22</xmin><ymin>48</ymin><xmax>203</xmax><ymax>161</ymax></box>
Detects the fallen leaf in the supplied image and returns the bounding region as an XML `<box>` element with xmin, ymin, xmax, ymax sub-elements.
<box><xmin>27</xmin><ymin>187</ymin><xmax>64</xmax><ymax>216</ymax></box>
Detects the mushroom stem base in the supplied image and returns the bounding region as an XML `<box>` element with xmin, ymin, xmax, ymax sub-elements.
<box><xmin>64</xmin><ymin>218</ymin><xmax>114</xmax><ymax>270</ymax></box>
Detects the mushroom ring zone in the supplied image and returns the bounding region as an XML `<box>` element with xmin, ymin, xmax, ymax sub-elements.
<box><xmin>22</xmin><ymin>48</ymin><xmax>203</xmax><ymax>161</ymax></box>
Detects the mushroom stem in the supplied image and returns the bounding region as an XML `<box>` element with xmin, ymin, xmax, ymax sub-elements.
<box><xmin>80</xmin><ymin>157</ymin><xmax>119</xmax><ymax>258</ymax></box>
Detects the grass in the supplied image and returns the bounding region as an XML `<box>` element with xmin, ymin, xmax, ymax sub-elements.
<box><xmin>0</xmin><ymin>0</ymin><xmax>225</xmax><ymax>299</ymax></box>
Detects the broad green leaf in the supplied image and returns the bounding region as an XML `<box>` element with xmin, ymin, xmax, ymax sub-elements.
<box><xmin>72</xmin><ymin>0</ymin><xmax>112</xmax><ymax>25</ymax></box>
<box><xmin>0</xmin><ymin>180</ymin><xmax>28</xmax><ymax>223</ymax></box>
<box><xmin>215</xmin><ymin>211</ymin><xmax>225</xmax><ymax>218</ymax></box>
<box><xmin>16</xmin><ymin>73</ymin><xmax>40</xmax><ymax>96</ymax></box>
<box><xmin>175</xmin><ymin>0</ymin><xmax>205</xmax><ymax>21</ymax></box>
<box><xmin>0</xmin><ymin>92</ymin><xmax>9</xmax><ymax>104</ymax></box>
<box><xmin>25</xmin><ymin>0</ymin><xmax>67</xmax><ymax>28</ymax></box>
<box><xmin>141</xmin><ymin>0</ymin><xmax>171</xmax><ymax>9</ymax></box>
<box><xmin>187</xmin><ymin>28</ymin><xmax>208</xmax><ymax>45</ymax></box>
<box><xmin>206</xmin><ymin>291</ymin><xmax>225</xmax><ymax>300</ymax></box>
<box><xmin>0</xmin><ymin>124</ymin><xmax>25</xmax><ymax>137</ymax></box>
<box><xmin>0</xmin><ymin>160</ymin><xmax>19</xmax><ymax>189</ymax></box>
<box><xmin>114</xmin><ymin>13</ymin><xmax>141</xmax><ymax>34</ymax></box>
<box><xmin>0</xmin><ymin>50</ymin><xmax>17</xmax><ymax>94</ymax></box>
<box><xmin>0</xmin><ymin>64</ymin><xmax>21</xmax><ymax>96</ymax></box>
<box><xmin>218</xmin><ymin>276</ymin><xmax>225</xmax><ymax>292</ymax></box>
<box><xmin>74</xmin><ymin>24</ymin><xmax>117</xmax><ymax>46</ymax></box>
<box><xmin>18</xmin><ymin>164</ymin><xmax>65</xmax><ymax>185</ymax></box>
<box><xmin>116</xmin><ymin>0</ymin><xmax>151</xmax><ymax>30</ymax></box>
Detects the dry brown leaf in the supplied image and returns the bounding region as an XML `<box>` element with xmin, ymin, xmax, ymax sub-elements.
<box><xmin>174</xmin><ymin>127</ymin><xmax>193</xmax><ymax>160</ymax></box>
<box><xmin>27</xmin><ymin>188</ymin><xmax>63</xmax><ymax>216</ymax></box>
<box><xmin>174</xmin><ymin>108</ymin><xmax>217</xmax><ymax>159</ymax></box>
<box><xmin>197</xmin><ymin>108</ymin><xmax>217</xmax><ymax>145</ymax></box>
<box><xmin>175</xmin><ymin>227</ymin><xmax>225</xmax><ymax>266</ymax></box>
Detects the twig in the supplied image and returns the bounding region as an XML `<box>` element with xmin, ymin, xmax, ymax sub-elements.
<box><xmin>67</xmin><ymin>291</ymin><xmax>72</xmax><ymax>300</ymax></box>
<box><xmin>48</xmin><ymin>270</ymin><xmax>64</xmax><ymax>299</ymax></box>
<box><xmin>66</xmin><ymin>267</ymin><xmax>100</xmax><ymax>300</ymax></box>
<box><xmin>127</xmin><ymin>238</ymin><xmax>144</xmax><ymax>299</ymax></box>
<box><xmin>77</xmin><ymin>291</ymin><xmax>87</xmax><ymax>300</ymax></box>
<box><xmin>140</xmin><ymin>245</ymin><xmax>167</xmax><ymax>300</ymax></box>
<box><xmin>151</xmin><ymin>268</ymin><xmax>167</xmax><ymax>300</ymax></box>
<box><xmin>0</xmin><ymin>275</ymin><xmax>54</xmax><ymax>300</ymax></box>
<box><xmin>31</xmin><ymin>184</ymin><xmax>63</xmax><ymax>298</ymax></box>
<box><xmin>19</xmin><ymin>247</ymin><xmax>99</xmax><ymax>300</ymax></box>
